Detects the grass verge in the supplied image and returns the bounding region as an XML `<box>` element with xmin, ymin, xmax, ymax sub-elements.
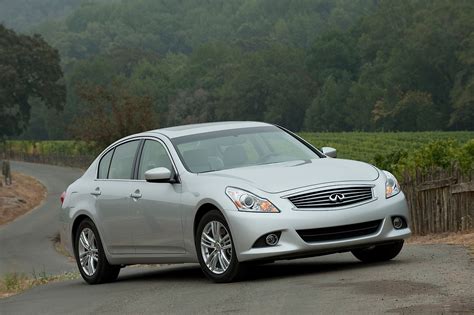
<box><xmin>0</xmin><ymin>271</ymin><xmax>80</xmax><ymax>299</ymax></box>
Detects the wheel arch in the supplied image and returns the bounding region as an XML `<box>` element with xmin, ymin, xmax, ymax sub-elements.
<box><xmin>193</xmin><ymin>203</ymin><xmax>224</xmax><ymax>238</ymax></box>
<box><xmin>71</xmin><ymin>214</ymin><xmax>95</xmax><ymax>252</ymax></box>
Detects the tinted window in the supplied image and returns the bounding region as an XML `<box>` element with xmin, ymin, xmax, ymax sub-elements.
<box><xmin>98</xmin><ymin>149</ymin><xmax>114</xmax><ymax>179</ymax></box>
<box><xmin>138</xmin><ymin>140</ymin><xmax>173</xmax><ymax>180</ymax></box>
<box><xmin>108</xmin><ymin>140</ymin><xmax>140</xmax><ymax>179</ymax></box>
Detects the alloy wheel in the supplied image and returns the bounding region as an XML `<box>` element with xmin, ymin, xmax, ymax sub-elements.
<box><xmin>78</xmin><ymin>227</ymin><xmax>99</xmax><ymax>276</ymax></box>
<box><xmin>200</xmin><ymin>221</ymin><xmax>233</xmax><ymax>274</ymax></box>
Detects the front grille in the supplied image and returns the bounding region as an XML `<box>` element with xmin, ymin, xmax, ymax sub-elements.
<box><xmin>296</xmin><ymin>219</ymin><xmax>382</xmax><ymax>243</ymax></box>
<box><xmin>287</xmin><ymin>186</ymin><xmax>373</xmax><ymax>209</ymax></box>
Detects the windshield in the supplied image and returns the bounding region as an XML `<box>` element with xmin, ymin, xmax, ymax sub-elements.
<box><xmin>171</xmin><ymin>126</ymin><xmax>321</xmax><ymax>173</ymax></box>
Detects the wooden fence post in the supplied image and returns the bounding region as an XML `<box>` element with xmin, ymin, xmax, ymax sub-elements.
<box><xmin>2</xmin><ymin>160</ymin><xmax>12</xmax><ymax>185</ymax></box>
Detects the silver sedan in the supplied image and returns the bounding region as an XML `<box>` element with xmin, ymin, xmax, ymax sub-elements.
<box><xmin>60</xmin><ymin>121</ymin><xmax>411</xmax><ymax>283</ymax></box>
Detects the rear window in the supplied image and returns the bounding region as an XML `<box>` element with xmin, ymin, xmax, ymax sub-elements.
<box><xmin>97</xmin><ymin>149</ymin><xmax>114</xmax><ymax>179</ymax></box>
<box><xmin>108</xmin><ymin>140</ymin><xmax>140</xmax><ymax>179</ymax></box>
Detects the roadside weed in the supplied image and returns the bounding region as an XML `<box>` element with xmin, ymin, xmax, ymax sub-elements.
<box><xmin>0</xmin><ymin>271</ymin><xmax>80</xmax><ymax>298</ymax></box>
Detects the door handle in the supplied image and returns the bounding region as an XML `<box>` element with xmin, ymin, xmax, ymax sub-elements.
<box><xmin>130</xmin><ymin>190</ymin><xmax>142</xmax><ymax>199</ymax></box>
<box><xmin>91</xmin><ymin>187</ymin><xmax>101</xmax><ymax>196</ymax></box>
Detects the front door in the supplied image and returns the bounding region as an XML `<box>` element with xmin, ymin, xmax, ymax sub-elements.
<box><xmin>132</xmin><ymin>139</ymin><xmax>184</xmax><ymax>254</ymax></box>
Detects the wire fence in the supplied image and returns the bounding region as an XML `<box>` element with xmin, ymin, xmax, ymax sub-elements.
<box><xmin>3</xmin><ymin>151</ymin><xmax>94</xmax><ymax>169</ymax></box>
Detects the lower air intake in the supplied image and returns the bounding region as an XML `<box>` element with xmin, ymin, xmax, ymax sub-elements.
<box><xmin>296</xmin><ymin>219</ymin><xmax>382</xmax><ymax>243</ymax></box>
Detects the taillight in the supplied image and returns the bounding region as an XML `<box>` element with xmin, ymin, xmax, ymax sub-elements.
<box><xmin>60</xmin><ymin>191</ymin><xmax>66</xmax><ymax>205</ymax></box>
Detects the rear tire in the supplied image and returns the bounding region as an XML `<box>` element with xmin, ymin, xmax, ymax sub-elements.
<box><xmin>352</xmin><ymin>240</ymin><xmax>404</xmax><ymax>263</ymax></box>
<box><xmin>195</xmin><ymin>210</ymin><xmax>245</xmax><ymax>283</ymax></box>
<box><xmin>74</xmin><ymin>218</ymin><xmax>120</xmax><ymax>284</ymax></box>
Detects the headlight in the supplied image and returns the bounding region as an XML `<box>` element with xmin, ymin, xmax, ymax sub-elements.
<box><xmin>225</xmin><ymin>187</ymin><xmax>280</xmax><ymax>213</ymax></box>
<box><xmin>383</xmin><ymin>170</ymin><xmax>400</xmax><ymax>198</ymax></box>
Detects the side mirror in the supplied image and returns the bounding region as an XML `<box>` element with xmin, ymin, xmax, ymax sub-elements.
<box><xmin>321</xmin><ymin>147</ymin><xmax>337</xmax><ymax>158</ymax></box>
<box><xmin>145</xmin><ymin>167</ymin><xmax>172</xmax><ymax>182</ymax></box>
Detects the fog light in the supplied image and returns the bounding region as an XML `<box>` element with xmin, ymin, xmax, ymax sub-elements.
<box><xmin>392</xmin><ymin>217</ymin><xmax>404</xmax><ymax>229</ymax></box>
<box><xmin>265</xmin><ymin>233</ymin><xmax>279</xmax><ymax>246</ymax></box>
<box><xmin>252</xmin><ymin>232</ymin><xmax>282</xmax><ymax>248</ymax></box>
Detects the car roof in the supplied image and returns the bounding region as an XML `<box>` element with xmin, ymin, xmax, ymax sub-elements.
<box><xmin>147</xmin><ymin>121</ymin><xmax>272</xmax><ymax>139</ymax></box>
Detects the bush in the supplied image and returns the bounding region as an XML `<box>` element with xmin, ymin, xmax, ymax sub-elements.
<box><xmin>376</xmin><ymin>139</ymin><xmax>474</xmax><ymax>178</ymax></box>
<box><xmin>374</xmin><ymin>149</ymin><xmax>408</xmax><ymax>175</ymax></box>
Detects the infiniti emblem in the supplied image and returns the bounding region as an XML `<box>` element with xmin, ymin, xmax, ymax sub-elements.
<box><xmin>329</xmin><ymin>193</ymin><xmax>345</xmax><ymax>202</ymax></box>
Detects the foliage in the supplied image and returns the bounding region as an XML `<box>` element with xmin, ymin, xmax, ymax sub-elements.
<box><xmin>20</xmin><ymin>0</ymin><xmax>375</xmax><ymax>137</ymax></box>
<box><xmin>0</xmin><ymin>0</ymin><xmax>84</xmax><ymax>32</ymax></box>
<box><xmin>0</xmin><ymin>25</ymin><xmax>65</xmax><ymax>138</ymax></box>
<box><xmin>304</xmin><ymin>0</ymin><xmax>474</xmax><ymax>131</ymax></box>
<box><xmin>304</xmin><ymin>75</ymin><xmax>352</xmax><ymax>131</ymax></box>
<box><xmin>374</xmin><ymin>150</ymin><xmax>409</xmax><ymax>177</ymax></box>
<box><xmin>215</xmin><ymin>44</ymin><xmax>313</xmax><ymax>130</ymax></box>
<box><xmin>2</xmin><ymin>0</ymin><xmax>474</xmax><ymax>138</ymax></box>
<box><xmin>372</xmin><ymin>91</ymin><xmax>439</xmax><ymax>131</ymax></box>
<box><xmin>70</xmin><ymin>83</ymin><xmax>157</xmax><ymax>150</ymax></box>
<box><xmin>5</xmin><ymin>132</ymin><xmax>472</xmax><ymax>167</ymax></box>
<box><xmin>390</xmin><ymin>140</ymin><xmax>474</xmax><ymax>178</ymax></box>
<box><xmin>0</xmin><ymin>271</ymin><xmax>79</xmax><ymax>298</ymax></box>
<box><xmin>307</xmin><ymin>132</ymin><xmax>474</xmax><ymax>178</ymax></box>
<box><xmin>300</xmin><ymin>131</ymin><xmax>474</xmax><ymax>165</ymax></box>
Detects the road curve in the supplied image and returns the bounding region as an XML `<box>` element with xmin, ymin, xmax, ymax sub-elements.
<box><xmin>0</xmin><ymin>161</ymin><xmax>83</xmax><ymax>276</ymax></box>
<box><xmin>0</xmin><ymin>162</ymin><xmax>473</xmax><ymax>314</ymax></box>
<box><xmin>1</xmin><ymin>245</ymin><xmax>473</xmax><ymax>314</ymax></box>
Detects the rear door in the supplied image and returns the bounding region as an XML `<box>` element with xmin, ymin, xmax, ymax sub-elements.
<box><xmin>131</xmin><ymin>139</ymin><xmax>184</xmax><ymax>254</ymax></box>
<box><xmin>93</xmin><ymin>139</ymin><xmax>141</xmax><ymax>254</ymax></box>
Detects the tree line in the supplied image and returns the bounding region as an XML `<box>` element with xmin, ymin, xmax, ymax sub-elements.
<box><xmin>1</xmin><ymin>0</ymin><xmax>473</xmax><ymax>141</ymax></box>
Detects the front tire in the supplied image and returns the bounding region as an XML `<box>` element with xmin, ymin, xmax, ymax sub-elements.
<box><xmin>195</xmin><ymin>210</ymin><xmax>244</xmax><ymax>283</ymax></box>
<box><xmin>74</xmin><ymin>218</ymin><xmax>120</xmax><ymax>284</ymax></box>
<box><xmin>352</xmin><ymin>240</ymin><xmax>404</xmax><ymax>263</ymax></box>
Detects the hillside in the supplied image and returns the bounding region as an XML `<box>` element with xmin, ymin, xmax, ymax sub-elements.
<box><xmin>1</xmin><ymin>0</ymin><xmax>472</xmax><ymax>140</ymax></box>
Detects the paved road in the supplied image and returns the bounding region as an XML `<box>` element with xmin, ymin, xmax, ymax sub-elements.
<box><xmin>1</xmin><ymin>162</ymin><xmax>473</xmax><ymax>314</ymax></box>
<box><xmin>1</xmin><ymin>244</ymin><xmax>473</xmax><ymax>314</ymax></box>
<box><xmin>0</xmin><ymin>161</ymin><xmax>83</xmax><ymax>276</ymax></box>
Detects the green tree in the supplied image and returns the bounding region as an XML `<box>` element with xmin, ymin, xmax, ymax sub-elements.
<box><xmin>218</xmin><ymin>44</ymin><xmax>312</xmax><ymax>130</ymax></box>
<box><xmin>166</xmin><ymin>88</ymin><xmax>214</xmax><ymax>126</ymax></box>
<box><xmin>70</xmin><ymin>83</ymin><xmax>156</xmax><ymax>150</ymax></box>
<box><xmin>372</xmin><ymin>91</ymin><xmax>439</xmax><ymax>131</ymax></box>
<box><xmin>304</xmin><ymin>75</ymin><xmax>352</xmax><ymax>131</ymax></box>
<box><xmin>0</xmin><ymin>25</ymin><xmax>65</xmax><ymax>138</ymax></box>
<box><xmin>9</xmin><ymin>0</ymin><xmax>473</xmax><ymax>135</ymax></box>
<box><xmin>354</xmin><ymin>0</ymin><xmax>474</xmax><ymax>130</ymax></box>
<box><xmin>306</xmin><ymin>31</ymin><xmax>357</xmax><ymax>83</ymax></box>
<box><xmin>450</xmin><ymin>33</ymin><xmax>474</xmax><ymax>129</ymax></box>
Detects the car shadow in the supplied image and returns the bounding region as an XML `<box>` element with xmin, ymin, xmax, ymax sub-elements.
<box><xmin>115</xmin><ymin>257</ymin><xmax>403</xmax><ymax>284</ymax></box>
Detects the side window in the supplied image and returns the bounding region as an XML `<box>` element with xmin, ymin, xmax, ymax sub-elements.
<box><xmin>138</xmin><ymin>140</ymin><xmax>173</xmax><ymax>180</ymax></box>
<box><xmin>98</xmin><ymin>149</ymin><xmax>114</xmax><ymax>179</ymax></box>
<box><xmin>108</xmin><ymin>140</ymin><xmax>140</xmax><ymax>180</ymax></box>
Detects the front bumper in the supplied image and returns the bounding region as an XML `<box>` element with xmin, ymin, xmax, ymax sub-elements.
<box><xmin>225</xmin><ymin>192</ymin><xmax>411</xmax><ymax>262</ymax></box>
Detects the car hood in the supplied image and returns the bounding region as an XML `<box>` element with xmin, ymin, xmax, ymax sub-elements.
<box><xmin>200</xmin><ymin>158</ymin><xmax>380</xmax><ymax>194</ymax></box>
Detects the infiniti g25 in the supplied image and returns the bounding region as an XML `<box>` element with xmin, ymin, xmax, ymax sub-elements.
<box><xmin>60</xmin><ymin>121</ymin><xmax>411</xmax><ymax>283</ymax></box>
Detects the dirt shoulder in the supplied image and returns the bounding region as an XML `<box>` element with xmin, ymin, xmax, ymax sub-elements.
<box><xmin>408</xmin><ymin>231</ymin><xmax>474</xmax><ymax>256</ymax></box>
<box><xmin>0</xmin><ymin>171</ymin><xmax>47</xmax><ymax>226</ymax></box>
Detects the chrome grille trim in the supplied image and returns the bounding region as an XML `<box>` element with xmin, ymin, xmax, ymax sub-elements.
<box><xmin>287</xmin><ymin>186</ymin><xmax>374</xmax><ymax>209</ymax></box>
